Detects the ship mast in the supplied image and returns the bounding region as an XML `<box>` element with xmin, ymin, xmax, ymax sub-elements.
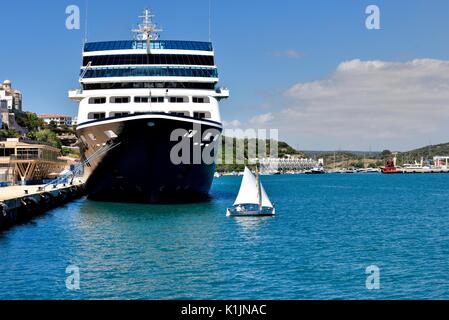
<box><xmin>132</xmin><ymin>9</ymin><xmax>162</xmax><ymax>53</ymax></box>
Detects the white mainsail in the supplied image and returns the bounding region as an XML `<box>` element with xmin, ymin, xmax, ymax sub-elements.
<box><xmin>233</xmin><ymin>167</ymin><xmax>273</xmax><ymax>208</ymax></box>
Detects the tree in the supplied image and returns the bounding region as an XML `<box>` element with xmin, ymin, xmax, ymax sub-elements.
<box><xmin>0</xmin><ymin>128</ymin><xmax>20</xmax><ymax>139</ymax></box>
<box><xmin>33</xmin><ymin>129</ymin><xmax>62</xmax><ymax>148</ymax></box>
<box><xmin>351</xmin><ymin>161</ymin><xmax>364</xmax><ymax>169</ymax></box>
<box><xmin>48</xmin><ymin>120</ymin><xmax>58</xmax><ymax>131</ymax></box>
<box><xmin>15</xmin><ymin>112</ymin><xmax>45</xmax><ymax>132</ymax></box>
<box><xmin>381</xmin><ymin>150</ymin><xmax>392</xmax><ymax>158</ymax></box>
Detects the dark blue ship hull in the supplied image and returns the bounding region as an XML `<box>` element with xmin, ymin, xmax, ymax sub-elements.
<box><xmin>76</xmin><ymin>114</ymin><xmax>222</xmax><ymax>203</ymax></box>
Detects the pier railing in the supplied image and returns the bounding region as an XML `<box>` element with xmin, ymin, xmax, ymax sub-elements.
<box><xmin>9</xmin><ymin>155</ymin><xmax>67</xmax><ymax>164</ymax></box>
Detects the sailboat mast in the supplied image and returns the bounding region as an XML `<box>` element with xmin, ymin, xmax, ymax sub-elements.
<box><xmin>256</xmin><ymin>162</ymin><xmax>262</xmax><ymax>210</ymax></box>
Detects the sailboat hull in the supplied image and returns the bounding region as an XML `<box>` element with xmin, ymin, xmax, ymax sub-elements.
<box><xmin>226</xmin><ymin>207</ymin><xmax>275</xmax><ymax>217</ymax></box>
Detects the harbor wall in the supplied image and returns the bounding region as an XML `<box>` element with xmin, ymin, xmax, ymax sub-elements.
<box><xmin>0</xmin><ymin>184</ymin><xmax>85</xmax><ymax>231</ymax></box>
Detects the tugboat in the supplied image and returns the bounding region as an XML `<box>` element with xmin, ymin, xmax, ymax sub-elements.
<box><xmin>381</xmin><ymin>157</ymin><xmax>402</xmax><ymax>174</ymax></box>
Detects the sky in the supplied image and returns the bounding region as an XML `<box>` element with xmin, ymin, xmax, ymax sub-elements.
<box><xmin>1</xmin><ymin>0</ymin><xmax>449</xmax><ymax>151</ymax></box>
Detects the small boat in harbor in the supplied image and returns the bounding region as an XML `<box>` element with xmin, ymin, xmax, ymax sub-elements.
<box><xmin>305</xmin><ymin>166</ymin><xmax>326</xmax><ymax>174</ymax></box>
<box><xmin>226</xmin><ymin>167</ymin><xmax>275</xmax><ymax>217</ymax></box>
<box><xmin>381</xmin><ymin>157</ymin><xmax>402</xmax><ymax>174</ymax></box>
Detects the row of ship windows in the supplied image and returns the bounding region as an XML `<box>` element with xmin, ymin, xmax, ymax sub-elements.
<box><xmin>88</xmin><ymin>96</ymin><xmax>210</xmax><ymax>104</ymax></box>
<box><xmin>87</xmin><ymin>111</ymin><xmax>212</xmax><ymax>120</ymax></box>
<box><xmin>83</xmin><ymin>54</ymin><xmax>214</xmax><ymax>67</ymax></box>
<box><xmin>84</xmin><ymin>40</ymin><xmax>213</xmax><ymax>52</ymax></box>
<box><xmin>82</xmin><ymin>67</ymin><xmax>218</xmax><ymax>79</ymax></box>
<box><xmin>82</xmin><ymin>81</ymin><xmax>215</xmax><ymax>90</ymax></box>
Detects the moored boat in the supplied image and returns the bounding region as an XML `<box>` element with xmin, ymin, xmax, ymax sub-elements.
<box><xmin>381</xmin><ymin>158</ymin><xmax>402</xmax><ymax>174</ymax></box>
<box><xmin>305</xmin><ymin>166</ymin><xmax>326</xmax><ymax>174</ymax></box>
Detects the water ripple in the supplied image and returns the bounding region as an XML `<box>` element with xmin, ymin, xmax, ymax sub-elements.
<box><xmin>1</xmin><ymin>174</ymin><xmax>449</xmax><ymax>299</ymax></box>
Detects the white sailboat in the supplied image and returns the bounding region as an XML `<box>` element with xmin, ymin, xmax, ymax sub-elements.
<box><xmin>226</xmin><ymin>167</ymin><xmax>275</xmax><ymax>217</ymax></box>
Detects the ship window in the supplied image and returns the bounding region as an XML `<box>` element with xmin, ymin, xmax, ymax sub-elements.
<box><xmin>169</xmin><ymin>111</ymin><xmax>189</xmax><ymax>117</ymax></box>
<box><xmin>134</xmin><ymin>97</ymin><xmax>149</xmax><ymax>103</ymax></box>
<box><xmin>152</xmin><ymin>97</ymin><xmax>164</xmax><ymax>103</ymax></box>
<box><xmin>193</xmin><ymin>112</ymin><xmax>211</xmax><ymax>119</ymax></box>
<box><xmin>110</xmin><ymin>97</ymin><xmax>130</xmax><ymax>104</ymax></box>
<box><xmin>134</xmin><ymin>97</ymin><xmax>164</xmax><ymax>103</ymax></box>
<box><xmin>88</xmin><ymin>112</ymin><xmax>106</xmax><ymax>120</ymax></box>
<box><xmin>169</xmin><ymin>97</ymin><xmax>187</xmax><ymax>103</ymax></box>
<box><xmin>192</xmin><ymin>97</ymin><xmax>209</xmax><ymax>103</ymax></box>
<box><xmin>111</xmin><ymin>112</ymin><xmax>129</xmax><ymax>117</ymax></box>
<box><xmin>88</xmin><ymin>97</ymin><xmax>106</xmax><ymax>104</ymax></box>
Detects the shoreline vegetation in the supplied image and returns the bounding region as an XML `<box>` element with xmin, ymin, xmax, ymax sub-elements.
<box><xmin>216</xmin><ymin>137</ymin><xmax>449</xmax><ymax>173</ymax></box>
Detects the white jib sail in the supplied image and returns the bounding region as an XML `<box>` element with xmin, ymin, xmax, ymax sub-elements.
<box><xmin>260</xmin><ymin>184</ymin><xmax>273</xmax><ymax>208</ymax></box>
<box><xmin>233</xmin><ymin>167</ymin><xmax>273</xmax><ymax>208</ymax></box>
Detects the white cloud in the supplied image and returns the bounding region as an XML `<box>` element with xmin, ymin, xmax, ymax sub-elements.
<box><xmin>249</xmin><ymin>112</ymin><xmax>274</xmax><ymax>125</ymax></box>
<box><xmin>256</xmin><ymin>59</ymin><xmax>449</xmax><ymax>150</ymax></box>
<box><xmin>272</xmin><ymin>50</ymin><xmax>304</xmax><ymax>59</ymax></box>
<box><xmin>222</xmin><ymin>119</ymin><xmax>242</xmax><ymax>128</ymax></box>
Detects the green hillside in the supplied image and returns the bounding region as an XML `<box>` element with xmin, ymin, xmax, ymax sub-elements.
<box><xmin>398</xmin><ymin>142</ymin><xmax>449</xmax><ymax>162</ymax></box>
<box><xmin>216</xmin><ymin>136</ymin><xmax>304</xmax><ymax>172</ymax></box>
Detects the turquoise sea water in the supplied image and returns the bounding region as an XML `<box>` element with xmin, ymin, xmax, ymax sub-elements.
<box><xmin>1</xmin><ymin>173</ymin><xmax>449</xmax><ymax>299</ymax></box>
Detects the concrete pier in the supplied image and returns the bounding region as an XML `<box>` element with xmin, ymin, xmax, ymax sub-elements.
<box><xmin>0</xmin><ymin>181</ymin><xmax>85</xmax><ymax>231</ymax></box>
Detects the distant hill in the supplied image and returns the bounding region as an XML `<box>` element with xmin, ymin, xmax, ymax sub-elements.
<box><xmin>216</xmin><ymin>136</ymin><xmax>304</xmax><ymax>172</ymax></box>
<box><xmin>304</xmin><ymin>151</ymin><xmax>384</xmax><ymax>169</ymax></box>
<box><xmin>304</xmin><ymin>150</ymin><xmax>381</xmax><ymax>157</ymax></box>
<box><xmin>398</xmin><ymin>142</ymin><xmax>449</xmax><ymax>162</ymax></box>
<box><xmin>215</xmin><ymin>138</ymin><xmax>449</xmax><ymax>171</ymax></box>
<box><xmin>307</xmin><ymin>143</ymin><xmax>449</xmax><ymax>168</ymax></box>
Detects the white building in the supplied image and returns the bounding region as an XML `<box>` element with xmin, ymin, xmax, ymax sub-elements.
<box><xmin>1</xmin><ymin>80</ymin><xmax>23</xmax><ymax>129</ymax></box>
<box><xmin>0</xmin><ymin>80</ymin><xmax>22</xmax><ymax>112</ymax></box>
<box><xmin>39</xmin><ymin>114</ymin><xmax>73</xmax><ymax>127</ymax></box>
<box><xmin>257</xmin><ymin>157</ymin><xmax>323</xmax><ymax>173</ymax></box>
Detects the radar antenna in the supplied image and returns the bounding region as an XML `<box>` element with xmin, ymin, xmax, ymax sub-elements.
<box><xmin>132</xmin><ymin>9</ymin><xmax>162</xmax><ymax>53</ymax></box>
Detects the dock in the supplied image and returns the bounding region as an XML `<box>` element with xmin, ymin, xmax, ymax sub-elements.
<box><xmin>0</xmin><ymin>181</ymin><xmax>85</xmax><ymax>231</ymax></box>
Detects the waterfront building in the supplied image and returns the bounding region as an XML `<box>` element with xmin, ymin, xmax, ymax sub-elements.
<box><xmin>0</xmin><ymin>80</ymin><xmax>22</xmax><ymax>112</ymax></box>
<box><xmin>39</xmin><ymin>114</ymin><xmax>73</xmax><ymax>127</ymax></box>
<box><xmin>0</xmin><ymin>138</ymin><xmax>66</xmax><ymax>184</ymax></box>
<box><xmin>0</xmin><ymin>80</ymin><xmax>22</xmax><ymax>129</ymax></box>
<box><xmin>68</xmin><ymin>9</ymin><xmax>229</xmax><ymax>203</ymax></box>
<box><xmin>259</xmin><ymin>157</ymin><xmax>323</xmax><ymax>173</ymax></box>
<box><xmin>0</xmin><ymin>101</ymin><xmax>6</xmax><ymax>129</ymax></box>
<box><xmin>433</xmin><ymin>156</ymin><xmax>449</xmax><ymax>168</ymax></box>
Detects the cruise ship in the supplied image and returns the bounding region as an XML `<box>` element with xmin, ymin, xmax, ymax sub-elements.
<box><xmin>69</xmin><ymin>9</ymin><xmax>229</xmax><ymax>203</ymax></box>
